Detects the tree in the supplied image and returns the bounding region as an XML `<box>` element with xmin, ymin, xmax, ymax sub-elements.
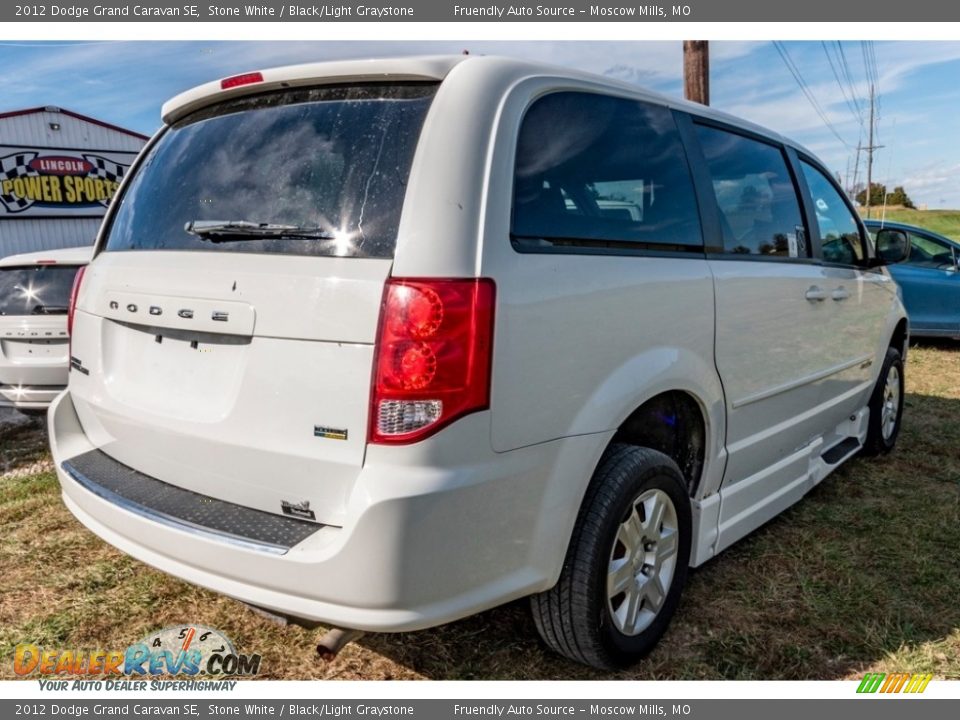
<box><xmin>885</xmin><ymin>186</ymin><xmax>916</xmax><ymax>209</ymax></box>
<box><xmin>856</xmin><ymin>182</ymin><xmax>886</xmax><ymax>207</ymax></box>
<box><xmin>855</xmin><ymin>182</ymin><xmax>916</xmax><ymax>209</ymax></box>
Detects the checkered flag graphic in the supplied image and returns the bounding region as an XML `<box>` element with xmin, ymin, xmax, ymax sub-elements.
<box><xmin>83</xmin><ymin>154</ymin><xmax>129</xmax><ymax>207</ymax></box>
<box><xmin>0</xmin><ymin>151</ymin><xmax>39</xmax><ymax>213</ymax></box>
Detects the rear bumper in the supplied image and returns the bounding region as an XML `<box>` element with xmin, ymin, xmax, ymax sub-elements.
<box><xmin>50</xmin><ymin>390</ymin><xmax>610</xmax><ymax>632</ymax></box>
<box><xmin>0</xmin><ymin>343</ymin><xmax>69</xmax><ymax>409</ymax></box>
<box><xmin>0</xmin><ymin>383</ymin><xmax>64</xmax><ymax>410</ymax></box>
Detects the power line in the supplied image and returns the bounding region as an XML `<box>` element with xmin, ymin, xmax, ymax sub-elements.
<box><xmin>861</xmin><ymin>41</ymin><xmax>874</xmax><ymax>88</ymax></box>
<box><xmin>773</xmin><ymin>41</ymin><xmax>853</xmax><ymax>149</ymax></box>
<box><xmin>879</xmin><ymin>117</ymin><xmax>898</xmax><ymax>222</ymax></box>
<box><xmin>821</xmin><ymin>41</ymin><xmax>864</xmax><ymax>129</ymax></box>
<box><xmin>863</xmin><ymin>84</ymin><xmax>884</xmax><ymax>219</ymax></box>
<box><xmin>860</xmin><ymin>41</ymin><xmax>882</xmax><ymax>145</ymax></box>
<box><xmin>868</xmin><ymin>41</ymin><xmax>882</xmax><ymax>121</ymax></box>
<box><xmin>861</xmin><ymin>41</ymin><xmax>881</xmax><ymax>108</ymax></box>
<box><xmin>836</xmin><ymin>42</ymin><xmax>863</xmax><ymax>119</ymax></box>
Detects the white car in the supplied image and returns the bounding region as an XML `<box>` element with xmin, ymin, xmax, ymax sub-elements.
<box><xmin>0</xmin><ymin>246</ymin><xmax>92</xmax><ymax>414</ymax></box>
<box><xmin>49</xmin><ymin>56</ymin><xmax>909</xmax><ymax>669</ymax></box>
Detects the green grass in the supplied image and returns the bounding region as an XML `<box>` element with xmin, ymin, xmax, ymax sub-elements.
<box><xmin>859</xmin><ymin>207</ymin><xmax>960</xmax><ymax>241</ymax></box>
<box><xmin>1</xmin><ymin>343</ymin><xmax>958</xmax><ymax>680</ymax></box>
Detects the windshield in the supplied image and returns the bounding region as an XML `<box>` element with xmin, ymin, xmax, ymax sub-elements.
<box><xmin>0</xmin><ymin>265</ymin><xmax>80</xmax><ymax>317</ymax></box>
<box><xmin>103</xmin><ymin>83</ymin><xmax>437</xmax><ymax>259</ymax></box>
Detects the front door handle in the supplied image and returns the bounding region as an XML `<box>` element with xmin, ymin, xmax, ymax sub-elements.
<box><xmin>832</xmin><ymin>286</ymin><xmax>850</xmax><ymax>301</ymax></box>
<box><xmin>805</xmin><ymin>286</ymin><xmax>827</xmax><ymax>302</ymax></box>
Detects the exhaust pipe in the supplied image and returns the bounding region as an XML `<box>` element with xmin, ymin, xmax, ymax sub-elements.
<box><xmin>240</xmin><ymin>603</ymin><xmax>363</xmax><ymax>660</ymax></box>
<box><xmin>316</xmin><ymin>628</ymin><xmax>365</xmax><ymax>661</ymax></box>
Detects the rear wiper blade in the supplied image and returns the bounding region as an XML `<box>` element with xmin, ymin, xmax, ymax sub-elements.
<box><xmin>184</xmin><ymin>220</ymin><xmax>336</xmax><ymax>242</ymax></box>
<box><xmin>32</xmin><ymin>304</ymin><xmax>68</xmax><ymax>315</ymax></box>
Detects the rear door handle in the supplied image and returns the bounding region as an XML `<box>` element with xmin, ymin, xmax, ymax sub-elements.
<box><xmin>805</xmin><ymin>286</ymin><xmax>827</xmax><ymax>302</ymax></box>
<box><xmin>832</xmin><ymin>286</ymin><xmax>850</xmax><ymax>301</ymax></box>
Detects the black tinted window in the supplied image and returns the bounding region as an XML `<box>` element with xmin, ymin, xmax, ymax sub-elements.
<box><xmin>512</xmin><ymin>92</ymin><xmax>701</xmax><ymax>251</ymax></box>
<box><xmin>695</xmin><ymin>125</ymin><xmax>807</xmax><ymax>259</ymax></box>
<box><xmin>0</xmin><ymin>265</ymin><xmax>79</xmax><ymax>316</ymax></box>
<box><xmin>800</xmin><ymin>161</ymin><xmax>865</xmax><ymax>265</ymax></box>
<box><xmin>104</xmin><ymin>84</ymin><xmax>436</xmax><ymax>259</ymax></box>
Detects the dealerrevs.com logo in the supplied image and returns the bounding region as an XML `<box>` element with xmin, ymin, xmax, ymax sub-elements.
<box><xmin>14</xmin><ymin>625</ymin><xmax>262</xmax><ymax>683</ymax></box>
<box><xmin>856</xmin><ymin>673</ymin><xmax>934</xmax><ymax>694</ymax></box>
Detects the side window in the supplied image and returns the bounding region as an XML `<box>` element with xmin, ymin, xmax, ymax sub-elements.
<box><xmin>511</xmin><ymin>92</ymin><xmax>702</xmax><ymax>251</ymax></box>
<box><xmin>907</xmin><ymin>232</ymin><xmax>956</xmax><ymax>268</ymax></box>
<box><xmin>694</xmin><ymin>124</ymin><xmax>807</xmax><ymax>259</ymax></box>
<box><xmin>800</xmin><ymin>161</ymin><xmax>865</xmax><ymax>266</ymax></box>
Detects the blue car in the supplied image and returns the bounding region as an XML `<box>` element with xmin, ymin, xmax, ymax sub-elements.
<box><xmin>864</xmin><ymin>219</ymin><xmax>960</xmax><ymax>339</ymax></box>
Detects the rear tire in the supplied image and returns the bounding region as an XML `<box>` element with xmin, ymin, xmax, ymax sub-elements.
<box><xmin>862</xmin><ymin>346</ymin><xmax>904</xmax><ymax>456</ymax></box>
<box><xmin>531</xmin><ymin>444</ymin><xmax>691</xmax><ymax>669</ymax></box>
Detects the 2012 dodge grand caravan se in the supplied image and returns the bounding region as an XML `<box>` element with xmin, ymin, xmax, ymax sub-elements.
<box><xmin>50</xmin><ymin>56</ymin><xmax>910</xmax><ymax>669</ymax></box>
<box><xmin>1</xmin><ymin>246</ymin><xmax>92</xmax><ymax>414</ymax></box>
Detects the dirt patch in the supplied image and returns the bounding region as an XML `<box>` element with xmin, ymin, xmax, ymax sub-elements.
<box><xmin>0</xmin><ymin>411</ymin><xmax>50</xmax><ymax>479</ymax></box>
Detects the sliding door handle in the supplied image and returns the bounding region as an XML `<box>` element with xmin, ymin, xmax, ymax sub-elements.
<box><xmin>805</xmin><ymin>286</ymin><xmax>827</xmax><ymax>302</ymax></box>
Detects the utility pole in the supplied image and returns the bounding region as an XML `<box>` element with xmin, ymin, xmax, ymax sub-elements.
<box><xmin>852</xmin><ymin>143</ymin><xmax>862</xmax><ymax>200</ymax></box>
<box><xmin>863</xmin><ymin>84</ymin><xmax>884</xmax><ymax>219</ymax></box>
<box><xmin>684</xmin><ymin>41</ymin><xmax>709</xmax><ymax>105</ymax></box>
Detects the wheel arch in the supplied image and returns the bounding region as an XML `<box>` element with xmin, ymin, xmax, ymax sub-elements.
<box><xmin>890</xmin><ymin>316</ymin><xmax>909</xmax><ymax>358</ymax></box>
<box><xmin>610</xmin><ymin>390</ymin><xmax>709</xmax><ymax>498</ymax></box>
<box><xmin>562</xmin><ymin>346</ymin><xmax>727</xmax><ymax>501</ymax></box>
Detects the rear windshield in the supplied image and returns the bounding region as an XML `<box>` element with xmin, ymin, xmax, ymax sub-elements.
<box><xmin>103</xmin><ymin>83</ymin><xmax>437</xmax><ymax>259</ymax></box>
<box><xmin>0</xmin><ymin>265</ymin><xmax>80</xmax><ymax>317</ymax></box>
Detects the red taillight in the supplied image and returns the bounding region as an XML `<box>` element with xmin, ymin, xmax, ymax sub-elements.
<box><xmin>220</xmin><ymin>72</ymin><xmax>264</xmax><ymax>90</ymax></box>
<box><xmin>67</xmin><ymin>265</ymin><xmax>86</xmax><ymax>339</ymax></box>
<box><xmin>369</xmin><ymin>278</ymin><xmax>496</xmax><ymax>444</ymax></box>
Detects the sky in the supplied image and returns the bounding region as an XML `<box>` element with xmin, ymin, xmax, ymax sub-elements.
<box><xmin>3</xmin><ymin>40</ymin><xmax>960</xmax><ymax>208</ymax></box>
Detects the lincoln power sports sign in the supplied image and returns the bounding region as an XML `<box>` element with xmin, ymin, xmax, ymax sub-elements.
<box><xmin>0</xmin><ymin>146</ymin><xmax>137</xmax><ymax>218</ymax></box>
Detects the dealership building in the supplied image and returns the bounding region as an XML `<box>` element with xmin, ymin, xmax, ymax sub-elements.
<box><xmin>0</xmin><ymin>106</ymin><xmax>147</xmax><ymax>256</ymax></box>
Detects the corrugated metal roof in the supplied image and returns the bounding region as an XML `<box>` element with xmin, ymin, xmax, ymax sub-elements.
<box><xmin>0</xmin><ymin>107</ymin><xmax>148</xmax><ymax>151</ymax></box>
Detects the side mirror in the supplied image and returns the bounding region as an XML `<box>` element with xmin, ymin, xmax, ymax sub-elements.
<box><xmin>874</xmin><ymin>228</ymin><xmax>910</xmax><ymax>265</ymax></box>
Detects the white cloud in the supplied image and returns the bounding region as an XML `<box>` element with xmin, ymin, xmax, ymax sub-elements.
<box><xmin>904</xmin><ymin>164</ymin><xmax>960</xmax><ymax>192</ymax></box>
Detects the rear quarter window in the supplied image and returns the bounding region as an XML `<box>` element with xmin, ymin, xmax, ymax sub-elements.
<box><xmin>511</xmin><ymin>91</ymin><xmax>702</xmax><ymax>253</ymax></box>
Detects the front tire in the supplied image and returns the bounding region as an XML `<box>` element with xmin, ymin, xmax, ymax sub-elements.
<box><xmin>531</xmin><ymin>445</ymin><xmax>691</xmax><ymax>669</ymax></box>
<box><xmin>863</xmin><ymin>346</ymin><xmax>904</xmax><ymax>456</ymax></box>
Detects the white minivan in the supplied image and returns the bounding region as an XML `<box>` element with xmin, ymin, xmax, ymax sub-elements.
<box><xmin>1</xmin><ymin>246</ymin><xmax>92</xmax><ymax>414</ymax></box>
<box><xmin>50</xmin><ymin>56</ymin><xmax>910</xmax><ymax>669</ymax></box>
